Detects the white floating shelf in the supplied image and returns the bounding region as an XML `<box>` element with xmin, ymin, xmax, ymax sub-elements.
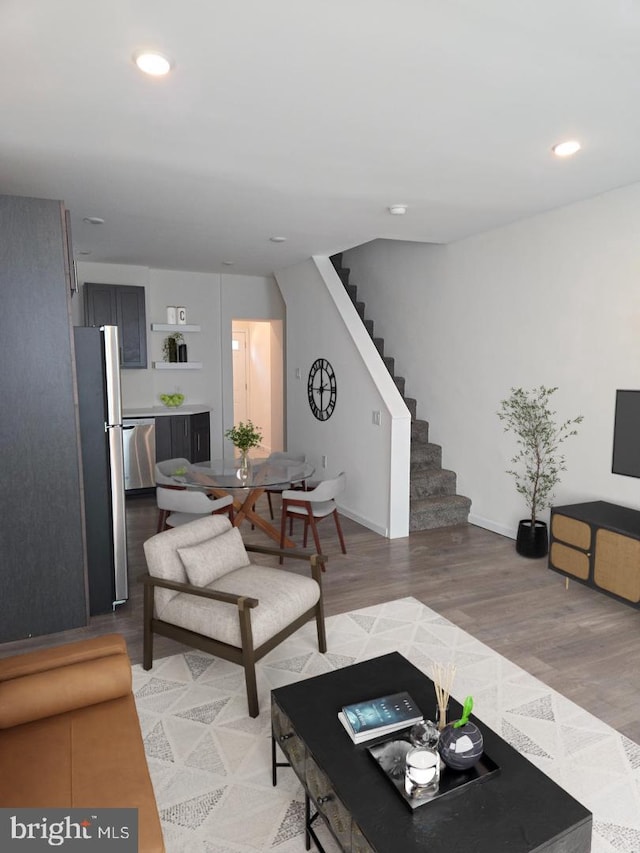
<box><xmin>153</xmin><ymin>362</ymin><xmax>203</xmax><ymax>370</ymax></box>
<box><xmin>151</xmin><ymin>323</ymin><xmax>201</xmax><ymax>332</ymax></box>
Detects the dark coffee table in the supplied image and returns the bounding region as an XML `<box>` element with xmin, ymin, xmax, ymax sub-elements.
<box><xmin>271</xmin><ymin>652</ymin><xmax>592</xmax><ymax>852</ymax></box>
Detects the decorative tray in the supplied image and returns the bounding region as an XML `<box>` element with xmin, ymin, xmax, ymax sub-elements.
<box><xmin>367</xmin><ymin>733</ymin><xmax>500</xmax><ymax>811</ymax></box>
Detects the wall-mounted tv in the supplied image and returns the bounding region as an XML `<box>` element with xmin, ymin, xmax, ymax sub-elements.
<box><xmin>612</xmin><ymin>390</ymin><xmax>640</xmax><ymax>478</ymax></box>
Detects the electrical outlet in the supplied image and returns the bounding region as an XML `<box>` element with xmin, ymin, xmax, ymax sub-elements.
<box><xmin>372</xmin><ymin>410</ymin><xmax>381</xmax><ymax>426</ymax></box>
<box><xmin>321</xmin><ymin>455</ymin><xmax>327</xmax><ymax>468</ymax></box>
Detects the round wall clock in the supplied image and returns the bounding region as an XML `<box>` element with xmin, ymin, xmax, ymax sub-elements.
<box><xmin>307</xmin><ymin>358</ymin><xmax>337</xmax><ymax>421</ymax></box>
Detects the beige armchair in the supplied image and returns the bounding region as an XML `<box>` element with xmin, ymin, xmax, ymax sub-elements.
<box><xmin>142</xmin><ymin>515</ymin><xmax>327</xmax><ymax>717</ymax></box>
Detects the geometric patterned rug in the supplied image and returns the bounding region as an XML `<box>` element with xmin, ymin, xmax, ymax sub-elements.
<box><xmin>132</xmin><ymin>597</ymin><xmax>640</xmax><ymax>852</ymax></box>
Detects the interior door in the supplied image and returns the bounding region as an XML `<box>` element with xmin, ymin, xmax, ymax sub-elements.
<box><xmin>232</xmin><ymin>329</ymin><xmax>249</xmax><ymax>425</ymax></box>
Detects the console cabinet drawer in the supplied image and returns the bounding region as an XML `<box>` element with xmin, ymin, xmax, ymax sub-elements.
<box><xmin>306</xmin><ymin>755</ymin><xmax>352</xmax><ymax>851</ymax></box>
<box><xmin>271</xmin><ymin>700</ymin><xmax>306</xmax><ymax>779</ymax></box>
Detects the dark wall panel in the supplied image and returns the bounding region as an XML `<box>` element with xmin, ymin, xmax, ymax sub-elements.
<box><xmin>0</xmin><ymin>195</ymin><xmax>87</xmax><ymax>642</ymax></box>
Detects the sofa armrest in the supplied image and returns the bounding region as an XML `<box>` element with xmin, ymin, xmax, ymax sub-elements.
<box><xmin>0</xmin><ymin>634</ymin><xmax>132</xmax><ymax>729</ymax></box>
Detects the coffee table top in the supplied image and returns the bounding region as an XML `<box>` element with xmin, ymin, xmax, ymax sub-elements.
<box><xmin>272</xmin><ymin>652</ymin><xmax>592</xmax><ymax>853</ymax></box>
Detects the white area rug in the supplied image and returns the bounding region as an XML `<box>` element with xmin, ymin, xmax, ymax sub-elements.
<box><xmin>132</xmin><ymin>597</ymin><xmax>640</xmax><ymax>853</ymax></box>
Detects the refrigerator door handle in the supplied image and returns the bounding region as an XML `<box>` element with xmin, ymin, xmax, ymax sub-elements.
<box><xmin>106</xmin><ymin>421</ymin><xmax>128</xmax><ymax>606</ymax></box>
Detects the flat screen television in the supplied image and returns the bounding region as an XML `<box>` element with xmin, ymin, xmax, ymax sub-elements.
<box><xmin>612</xmin><ymin>390</ymin><xmax>640</xmax><ymax>478</ymax></box>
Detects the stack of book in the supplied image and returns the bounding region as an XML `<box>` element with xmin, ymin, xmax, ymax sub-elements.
<box><xmin>337</xmin><ymin>691</ymin><xmax>423</xmax><ymax>744</ymax></box>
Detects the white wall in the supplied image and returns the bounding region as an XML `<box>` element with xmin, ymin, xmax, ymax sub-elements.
<box><xmin>343</xmin><ymin>180</ymin><xmax>640</xmax><ymax>538</ymax></box>
<box><xmin>276</xmin><ymin>257</ymin><xmax>410</xmax><ymax>537</ymax></box>
<box><xmin>75</xmin><ymin>262</ymin><xmax>283</xmax><ymax>459</ymax></box>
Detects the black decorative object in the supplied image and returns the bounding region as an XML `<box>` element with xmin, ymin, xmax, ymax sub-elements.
<box><xmin>438</xmin><ymin>721</ymin><xmax>484</xmax><ymax>771</ymax></box>
<box><xmin>307</xmin><ymin>358</ymin><xmax>337</xmax><ymax>421</ymax></box>
<box><xmin>516</xmin><ymin>519</ymin><xmax>548</xmax><ymax>558</ymax></box>
<box><xmin>178</xmin><ymin>343</ymin><xmax>188</xmax><ymax>362</ymax></box>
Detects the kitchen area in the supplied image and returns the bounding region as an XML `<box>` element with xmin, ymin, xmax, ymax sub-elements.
<box><xmin>0</xmin><ymin>191</ymin><xmax>285</xmax><ymax>645</ymax></box>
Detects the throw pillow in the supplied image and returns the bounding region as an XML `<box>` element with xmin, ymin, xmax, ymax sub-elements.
<box><xmin>177</xmin><ymin>527</ymin><xmax>250</xmax><ymax>587</ymax></box>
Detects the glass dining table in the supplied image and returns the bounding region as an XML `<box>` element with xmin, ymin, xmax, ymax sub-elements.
<box><xmin>169</xmin><ymin>457</ymin><xmax>315</xmax><ymax>547</ymax></box>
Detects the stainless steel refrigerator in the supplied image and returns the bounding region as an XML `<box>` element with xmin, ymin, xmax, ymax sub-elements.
<box><xmin>74</xmin><ymin>325</ymin><xmax>128</xmax><ymax>614</ymax></box>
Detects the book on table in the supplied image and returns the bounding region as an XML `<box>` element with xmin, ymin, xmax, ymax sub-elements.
<box><xmin>338</xmin><ymin>691</ymin><xmax>423</xmax><ymax>744</ymax></box>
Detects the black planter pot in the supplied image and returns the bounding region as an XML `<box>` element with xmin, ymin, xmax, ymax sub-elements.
<box><xmin>515</xmin><ymin>519</ymin><xmax>548</xmax><ymax>558</ymax></box>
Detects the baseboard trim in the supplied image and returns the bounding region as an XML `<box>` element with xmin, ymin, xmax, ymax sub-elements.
<box><xmin>338</xmin><ymin>505</ymin><xmax>389</xmax><ymax>538</ymax></box>
<box><xmin>468</xmin><ymin>513</ymin><xmax>516</xmax><ymax>540</ymax></box>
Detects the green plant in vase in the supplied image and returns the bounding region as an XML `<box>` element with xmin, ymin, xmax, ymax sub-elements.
<box><xmin>224</xmin><ymin>420</ymin><xmax>263</xmax><ymax>481</ymax></box>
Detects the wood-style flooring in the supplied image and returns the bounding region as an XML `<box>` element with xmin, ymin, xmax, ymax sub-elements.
<box><xmin>2</xmin><ymin>494</ymin><xmax>639</xmax><ymax>743</ymax></box>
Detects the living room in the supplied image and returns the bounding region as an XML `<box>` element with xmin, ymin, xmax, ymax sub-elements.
<box><xmin>2</xmin><ymin>3</ymin><xmax>640</xmax><ymax>851</ymax></box>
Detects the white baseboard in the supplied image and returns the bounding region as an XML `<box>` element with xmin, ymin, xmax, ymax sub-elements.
<box><xmin>338</xmin><ymin>505</ymin><xmax>390</xmax><ymax>538</ymax></box>
<box><xmin>468</xmin><ymin>513</ymin><xmax>516</xmax><ymax>540</ymax></box>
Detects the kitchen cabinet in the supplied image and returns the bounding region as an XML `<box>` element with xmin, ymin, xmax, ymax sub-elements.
<box><xmin>0</xmin><ymin>195</ymin><xmax>88</xmax><ymax>641</ymax></box>
<box><xmin>155</xmin><ymin>411</ymin><xmax>211</xmax><ymax>464</ymax></box>
<box><xmin>549</xmin><ymin>501</ymin><xmax>640</xmax><ymax>608</ymax></box>
<box><xmin>84</xmin><ymin>282</ymin><xmax>147</xmax><ymax>368</ymax></box>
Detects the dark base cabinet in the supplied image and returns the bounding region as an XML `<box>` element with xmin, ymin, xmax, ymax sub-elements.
<box><xmin>549</xmin><ymin>501</ymin><xmax>640</xmax><ymax>608</ymax></box>
<box><xmin>155</xmin><ymin>412</ymin><xmax>210</xmax><ymax>464</ymax></box>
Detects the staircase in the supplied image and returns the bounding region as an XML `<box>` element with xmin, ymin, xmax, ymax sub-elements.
<box><xmin>330</xmin><ymin>254</ymin><xmax>471</xmax><ymax>531</ymax></box>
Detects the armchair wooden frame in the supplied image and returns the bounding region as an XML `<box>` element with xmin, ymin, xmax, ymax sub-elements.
<box><xmin>141</xmin><ymin>543</ymin><xmax>327</xmax><ymax>717</ymax></box>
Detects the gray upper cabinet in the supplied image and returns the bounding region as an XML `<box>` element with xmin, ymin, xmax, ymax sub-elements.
<box><xmin>84</xmin><ymin>282</ymin><xmax>147</xmax><ymax>368</ymax></box>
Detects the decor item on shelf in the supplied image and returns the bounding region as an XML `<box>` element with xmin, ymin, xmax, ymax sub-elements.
<box><xmin>159</xmin><ymin>393</ymin><xmax>184</xmax><ymax>408</ymax></box>
<box><xmin>432</xmin><ymin>662</ymin><xmax>456</xmax><ymax>730</ymax></box>
<box><xmin>176</xmin><ymin>306</ymin><xmax>187</xmax><ymax>324</ymax></box>
<box><xmin>178</xmin><ymin>343</ymin><xmax>188</xmax><ymax>362</ymax></box>
<box><xmin>166</xmin><ymin>306</ymin><xmax>177</xmax><ymax>324</ymax></box>
<box><xmin>162</xmin><ymin>331</ymin><xmax>184</xmax><ymax>363</ymax></box>
<box><xmin>224</xmin><ymin>420</ymin><xmax>263</xmax><ymax>482</ymax></box>
<box><xmin>437</xmin><ymin>696</ymin><xmax>484</xmax><ymax>771</ymax></box>
<box><xmin>498</xmin><ymin>386</ymin><xmax>583</xmax><ymax>559</ymax></box>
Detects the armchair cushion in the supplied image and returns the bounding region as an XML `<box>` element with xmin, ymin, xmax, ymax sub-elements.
<box><xmin>157</xmin><ymin>564</ymin><xmax>320</xmax><ymax>647</ymax></box>
<box><xmin>177</xmin><ymin>527</ymin><xmax>250</xmax><ymax>587</ymax></box>
<box><xmin>144</xmin><ymin>514</ymin><xmax>234</xmax><ymax>611</ymax></box>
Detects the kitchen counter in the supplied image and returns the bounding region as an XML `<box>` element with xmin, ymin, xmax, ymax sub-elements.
<box><xmin>123</xmin><ymin>405</ymin><xmax>211</xmax><ymax>418</ymax></box>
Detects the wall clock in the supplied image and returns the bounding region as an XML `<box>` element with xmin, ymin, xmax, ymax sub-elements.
<box><xmin>307</xmin><ymin>358</ymin><xmax>337</xmax><ymax>421</ymax></box>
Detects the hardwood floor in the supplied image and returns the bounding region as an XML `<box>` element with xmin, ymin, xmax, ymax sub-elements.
<box><xmin>2</xmin><ymin>493</ymin><xmax>639</xmax><ymax>743</ymax></box>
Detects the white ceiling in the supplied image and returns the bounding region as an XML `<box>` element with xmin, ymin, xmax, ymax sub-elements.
<box><xmin>3</xmin><ymin>0</ymin><xmax>640</xmax><ymax>276</ymax></box>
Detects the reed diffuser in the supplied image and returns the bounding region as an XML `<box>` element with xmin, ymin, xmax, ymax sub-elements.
<box><xmin>432</xmin><ymin>662</ymin><xmax>456</xmax><ymax>730</ymax></box>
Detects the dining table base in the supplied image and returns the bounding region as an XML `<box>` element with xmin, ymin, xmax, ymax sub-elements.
<box><xmin>212</xmin><ymin>487</ymin><xmax>297</xmax><ymax>548</ymax></box>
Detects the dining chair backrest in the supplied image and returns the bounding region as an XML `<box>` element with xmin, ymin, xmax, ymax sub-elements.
<box><xmin>304</xmin><ymin>471</ymin><xmax>346</xmax><ymax>503</ymax></box>
<box><xmin>155</xmin><ymin>458</ymin><xmax>192</xmax><ymax>485</ymax></box>
<box><xmin>156</xmin><ymin>485</ymin><xmax>219</xmax><ymax>514</ymax></box>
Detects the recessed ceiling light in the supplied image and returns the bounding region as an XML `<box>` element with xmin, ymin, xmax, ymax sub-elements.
<box><xmin>269</xmin><ymin>236</ymin><xmax>287</xmax><ymax>243</ymax></box>
<box><xmin>389</xmin><ymin>204</ymin><xmax>408</xmax><ymax>215</ymax></box>
<box><xmin>83</xmin><ymin>216</ymin><xmax>105</xmax><ymax>225</ymax></box>
<box><xmin>222</xmin><ymin>260</ymin><xmax>234</xmax><ymax>266</ymax></box>
<box><xmin>77</xmin><ymin>250</ymin><xmax>92</xmax><ymax>256</ymax></box>
<box><xmin>134</xmin><ymin>51</ymin><xmax>172</xmax><ymax>76</ymax></box>
<box><xmin>552</xmin><ymin>140</ymin><xmax>581</xmax><ymax>158</ymax></box>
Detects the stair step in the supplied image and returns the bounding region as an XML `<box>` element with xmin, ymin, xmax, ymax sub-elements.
<box><xmin>345</xmin><ymin>283</ymin><xmax>358</xmax><ymax>303</ymax></box>
<box><xmin>330</xmin><ymin>253</ymin><xmax>342</xmax><ymax>270</ymax></box>
<box><xmin>404</xmin><ymin>397</ymin><xmax>417</xmax><ymax>420</ymax></box>
<box><xmin>411</xmin><ymin>442</ymin><xmax>442</xmax><ymax>470</ymax></box>
<box><xmin>355</xmin><ymin>301</ymin><xmax>366</xmax><ymax>319</ymax></box>
<box><xmin>364</xmin><ymin>319</ymin><xmax>374</xmax><ymax>337</ymax></box>
<box><xmin>410</xmin><ymin>468</ymin><xmax>457</xmax><ymax>498</ymax></box>
<box><xmin>394</xmin><ymin>376</ymin><xmax>405</xmax><ymax>396</ymax></box>
<box><xmin>411</xmin><ymin>419</ymin><xmax>430</xmax><ymax>443</ymax></box>
<box><xmin>383</xmin><ymin>356</ymin><xmax>395</xmax><ymax>375</ymax></box>
<box><xmin>409</xmin><ymin>495</ymin><xmax>471</xmax><ymax>531</ymax></box>
<box><xmin>338</xmin><ymin>267</ymin><xmax>350</xmax><ymax>286</ymax></box>
<box><xmin>373</xmin><ymin>337</ymin><xmax>385</xmax><ymax>357</ymax></box>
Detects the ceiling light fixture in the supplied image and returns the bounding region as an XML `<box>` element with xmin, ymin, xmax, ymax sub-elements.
<box><xmin>222</xmin><ymin>260</ymin><xmax>234</xmax><ymax>266</ymax></box>
<box><xmin>269</xmin><ymin>236</ymin><xmax>287</xmax><ymax>243</ymax></box>
<box><xmin>389</xmin><ymin>204</ymin><xmax>408</xmax><ymax>215</ymax></box>
<box><xmin>134</xmin><ymin>51</ymin><xmax>172</xmax><ymax>77</ymax></box>
<box><xmin>83</xmin><ymin>216</ymin><xmax>105</xmax><ymax>225</ymax></box>
<box><xmin>552</xmin><ymin>140</ymin><xmax>581</xmax><ymax>158</ymax></box>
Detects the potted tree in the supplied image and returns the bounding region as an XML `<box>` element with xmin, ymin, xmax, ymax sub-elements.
<box><xmin>497</xmin><ymin>386</ymin><xmax>583</xmax><ymax>558</ymax></box>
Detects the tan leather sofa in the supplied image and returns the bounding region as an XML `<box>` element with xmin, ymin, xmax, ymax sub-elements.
<box><xmin>0</xmin><ymin>633</ymin><xmax>165</xmax><ymax>853</ymax></box>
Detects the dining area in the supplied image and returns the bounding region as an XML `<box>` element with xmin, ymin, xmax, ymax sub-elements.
<box><xmin>154</xmin><ymin>452</ymin><xmax>347</xmax><ymax>558</ymax></box>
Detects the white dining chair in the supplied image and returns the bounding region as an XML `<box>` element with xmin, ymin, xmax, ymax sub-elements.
<box><xmin>279</xmin><ymin>471</ymin><xmax>347</xmax><ymax>561</ymax></box>
<box><xmin>155</xmin><ymin>458</ymin><xmax>192</xmax><ymax>486</ymax></box>
<box><xmin>156</xmin><ymin>485</ymin><xmax>234</xmax><ymax>532</ymax></box>
<box><xmin>264</xmin><ymin>451</ymin><xmax>307</xmax><ymax>519</ymax></box>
